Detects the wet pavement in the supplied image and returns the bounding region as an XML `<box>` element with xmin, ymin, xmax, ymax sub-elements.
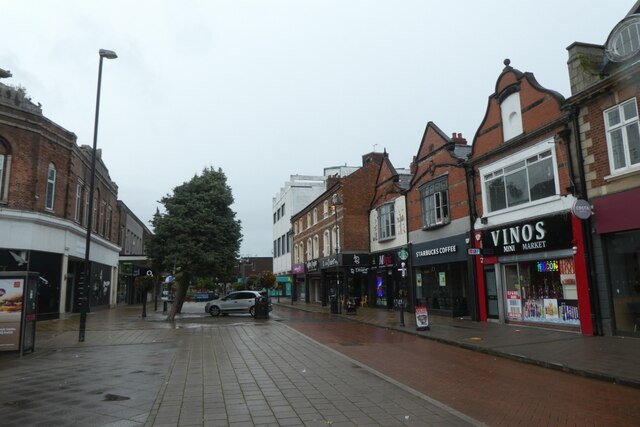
<box><xmin>0</xmin><ymin>304</ymin><xmax>479</xmax><ymax>427</ymax></box>
<box><xmin>275</xmin><ymin>299</ymin><xmax>640</xmax><ymax>389</ymax></box>
<box><xmin>1</xmin><ymin>300</ymin><xmax>638</xmax><ymax>426</ymax></box>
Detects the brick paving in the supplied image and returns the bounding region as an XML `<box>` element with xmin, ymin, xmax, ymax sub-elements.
<box><xmin>0</xmin><ymin>304</ymin><xmax>479</xmax><ymax>427</ymax></box>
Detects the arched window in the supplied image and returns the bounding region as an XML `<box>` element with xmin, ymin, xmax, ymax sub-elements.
<box><xmin>45</xmin><ymin>163</ymin><xmax>56</xmax><ymax>210</ymax></box>
<box><xmin>313</xmin><ymin>208</ymin><xmax>318</xmax><ymax>224</ymax></box>
<box><xmin>323</xmin><ymin>230</ymin><xmax>330</xmax><ymax>256</ymax></box>
<box><xmin>306</xmin><ymin>238</ymin><xmax>312</xmax><ymax>261</ymax></box>
<box><xmin>313</xmin><ymin>235</ymin><xmax>319</xmax><ymax>258</ymax></box>
<box><xmin>0</xmin><ymin>139</ymin><xmax>11</xmax><ymax>202</ymax></box>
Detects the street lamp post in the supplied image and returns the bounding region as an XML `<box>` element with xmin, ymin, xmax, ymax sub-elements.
<box><xmin>79</xmin><ymin>48</ymin><xmax>117</xmax><ymax>342</ymax></box>
<box><xmin>332</xmin><ymin>195</ymin><xmax>342</xmax><ymax>314</ymax></box>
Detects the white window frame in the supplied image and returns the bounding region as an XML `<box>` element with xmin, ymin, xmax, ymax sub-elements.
<box><xmin>0</xmin><ymin>154</ymin><xmax>7</xmax><ymax>202</ymax></box>
<box><xmin>420</xmin><ymin>176</ymin><xmax>450</xmax><ymax>229</ymax></box>
<box><xmin>377</xmin><ymin>203</ymin><xmax>396</xmax><ymax>241</ymax></box>
<box><xmin>604</xmin><ymin>98</ymin><xmax>640</xmax><ymax>175</ymax></box>
<box><xmin>323</xmin><ymin>230</ymin><xmax>330</xmax><ymax>256</ymax></box>
<box><xmin>480</xmin><ymin>140</ymin><xmax>560</xmax><ymax>216</ymax></box>
<box><xmin>323</xmin><ymin>200</ymin><xmax>329</xmax><ymax>218</ymax></box>
<box><xmin>45</xmin><ymin>163</ymin><xmax>56</xmax><ymax>210</ymax></box>
<box><xmin>306</xmin><ymin>238</ymin><xmax>312</xmax><ymax>260</ymax></box>
<box><xmin>312</xmin><ymin>235</ymin><xmax>319</xmax><ymax>258</ymax></box>
<box><xmin>75</xmin><ymin>183</ymin><xmax>83</xmax><ymax>222</ymax></box>
<box><xmin>332</xmin><ymin>225</ymin><xmax>340</xmax><ymax>254</ymax></box>
<box><xmin>313</xmin><ymin>208</ymin><xmax>318</xmax><ymax>224</ymax></box>
<box><xmin>106</xmin><ymin>205</ymin><xmax>112</xmax><ymax>239</ymax></box>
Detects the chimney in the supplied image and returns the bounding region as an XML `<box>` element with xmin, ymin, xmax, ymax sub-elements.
<box><xmin>451</xmin><ymin>133</ymin><xmax>467</xmax><ymax>145</ymax></box>
<box><xmin>566</xmin><ymin>42</ymin><xmax>605</xmax><ymax>96</ymax></box>
<box><xmin>410</xmin><ymin>156</ymin><xmax>417</xmax><ymax>174</ymax></box>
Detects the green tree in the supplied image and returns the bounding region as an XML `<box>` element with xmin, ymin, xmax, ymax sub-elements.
<box><xmin>258</xmin><ymin>271</ymin><xmax>276</xmax><ymax>292</ymax></box>
<box><xmin>146</xmin><ymin>167</ymin><xmax>242</xmax><ymax>321</ymax></box>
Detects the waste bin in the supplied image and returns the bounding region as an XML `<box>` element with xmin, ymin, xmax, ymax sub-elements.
<box><xmin>330</xmin><ymin>296</ymin><xmax>339</xmax><ymax>314</ymax></box>
<box><xmin>254</xmin><ymin>296</ymin><xmax>270</xmax><ymax>319</ymax></box>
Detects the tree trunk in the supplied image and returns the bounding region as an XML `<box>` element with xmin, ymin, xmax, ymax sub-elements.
<box><xmin>165</xmin><ymin>280</ymin><xmax>188</xmax><ymax>321</ymax></box>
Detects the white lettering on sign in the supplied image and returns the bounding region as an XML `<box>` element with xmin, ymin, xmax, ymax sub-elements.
<box><xmin>491</xmin><ymin>221</ymin><xmax>546</xmax><ymax>246</ymax></box>
<box><xmin>416</xmin><ymin>245</ymin><xmax>457</xmax><ymax>258</ymax></box>
<box><xmin>522</xmin><ymin>241</ymin><xmax>546</xmax><ymax>250</ymax></box>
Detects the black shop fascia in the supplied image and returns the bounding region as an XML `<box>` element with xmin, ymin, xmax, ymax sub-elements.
<box><xmin>481</xmin><ymin>213</ymin><xmax>572</xmax><ymax>257</ymax></box>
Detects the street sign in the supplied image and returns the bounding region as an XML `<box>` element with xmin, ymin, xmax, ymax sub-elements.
<box><xmin>468</xmin><ymin>248</ymin><xmax>481</xmax><ymax>255</ymax></box>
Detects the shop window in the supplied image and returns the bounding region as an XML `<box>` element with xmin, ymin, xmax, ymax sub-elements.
<box><xmin>604</xmin><ymin>98</ymin><xmax>640</xmax><ymax>174</ymax></box>
<box><xmin>502</xmin><ymin>259</ymin><xmax>579</xmax><ymax>326</ymax></box>
<box><xmin>420</xmin><ymin>176</ymin><xmax>449</xmax><ymax>229</ymax></box>
<box><xmin>606</xmin><ymin>230</ymin><xmax>640</xmax><ymax>333</ymax></box>
<box><xmin>378</xmin><ymin>203</ymin><xmax>395</xmax><ymax>241</ymax></box>
<box><xmin>45</xmin><ymin>163</ymin><xmax>56</xmax><ymax>210</ymax></box>
<box><xmin>481</xmin><ymin>145</ymin><xmax>558</xmax><ymax>214</ymax></box>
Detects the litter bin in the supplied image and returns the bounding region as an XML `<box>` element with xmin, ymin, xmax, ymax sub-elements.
<box><xmin>254</xmin><ymin>296</ymin><xmax>270</xmax><ymax>319</ymax></box>
<box><xmin>330</xmin><ymin>296</ymin><xmax>339</xmax><ymax>314</ymax></box>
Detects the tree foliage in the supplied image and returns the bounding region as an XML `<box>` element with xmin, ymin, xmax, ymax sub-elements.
<box><xmin>258</xmin><ymin>271</ymin><xmax>276</xmax><ymax>291</ymax></box>
<box><xmin>146</xmin><ymin>167</ymin><xmax>242</xmax><ymax>320</ymax></box>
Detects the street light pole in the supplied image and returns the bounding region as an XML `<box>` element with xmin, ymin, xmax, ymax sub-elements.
<box><xmin>332</xmin><ymin>195</ymin><xmax>342</xmax><ymax>314</ymax></box>
<box><xmin>79</xmin><ymin>48</ymin><xmax>117</xmax><ymax>342</ymax></box>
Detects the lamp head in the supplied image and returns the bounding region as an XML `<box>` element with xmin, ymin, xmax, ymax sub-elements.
<box><xmin>99</xmin><ymin>49</ymin><xmax>118</xmax><ymax>59</ymax></box>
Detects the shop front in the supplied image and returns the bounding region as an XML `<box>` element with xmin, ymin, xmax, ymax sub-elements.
<box><xmin>370</xmin><ymin>248</ymin><xmax>409</xmax><ymax>310</ymax></box>
<box><xmin>476</xmin><ymin>212</ymin><xmax>592</xmax><ymax>333</ymax></box>
<box><xmin>304</xmin><ymin>259</ymin><xmax>322</xmax><ymax>304</ymax></box>
<box><xmin>591</xmin><ymin>188</ymin><xmax>640</xmax><ymax>336</ymax></box>
<box><xmin>343</xmin><ymin>253</ymin><xmax>371</xmax><ymax>307</ymax></box>
<box><xmin>412</xmin><ymin>236</ymin><xmax>469</xmax><ymax>317</ymax></box>
<box><xmin>291</xmin><ymin>263</ymin><xmax>306</xmax><ymax>303</ymax></box>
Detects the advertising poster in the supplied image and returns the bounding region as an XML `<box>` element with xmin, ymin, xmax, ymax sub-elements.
<box><xmin>544</xmin><ymin>298</ymin><xmax>559</xmax><ymax>320</ymax></box>
<box><xmin>415</xmin><ymin>305</ymin><xmax>429</xmax><ymax>330</ymax></box>
<box><xmin>0</xmin><ymin>278</ymin><xmax>24</xmax><ymax>351</ymax></box>
<box><xmin>506</xmin><ymin>290</ymin><xmax>522</xmax><ymax>321</ymax></box>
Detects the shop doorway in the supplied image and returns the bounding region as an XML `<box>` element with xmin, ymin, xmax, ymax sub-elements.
<box><xmin>485</xmin><ymin>268</ymin><xmax>499</xmax><ymax>319</ymax></box>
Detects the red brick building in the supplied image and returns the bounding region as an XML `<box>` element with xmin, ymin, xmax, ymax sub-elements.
<box><xmin>406</xmin><ymin>122</ymin><xmax>473</xmax><ymax>317</ymax></box>
<box><xmin>0</xmin><ymin>74</ymin><xmax>120</xmax><ymax>318</ymax></box>
<box><xmin>291</xmin><ymin>152</ymin><xmax>383</xmax><ymax>308</ymax></box>
<box><xmin>468</xmin><ymin>60</ymin><xmax>593</xmax><ymax>334</ymax></box>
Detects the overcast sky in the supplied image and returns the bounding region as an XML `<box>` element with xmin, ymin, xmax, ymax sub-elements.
<box><xmin>0</xmin><ymin>1</ymin><xmax>630</xmax><ymax>257</ymax></box>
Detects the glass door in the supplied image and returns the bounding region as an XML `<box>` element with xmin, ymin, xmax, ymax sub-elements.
<box><xmin>504</xmin><ymin>263</ymin><xmax>523</xmax><ymax>321</ymax></box>
<box><xmin>485</xmin><ymin>268</ymin><xmax>499</xmax><ymax>319</ymax></box>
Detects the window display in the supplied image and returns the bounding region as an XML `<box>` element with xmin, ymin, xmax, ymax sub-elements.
<box><xmin>504</xmin><ymin>258</ymin><xmax>580</xmax><ymax>326</ymax></box>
